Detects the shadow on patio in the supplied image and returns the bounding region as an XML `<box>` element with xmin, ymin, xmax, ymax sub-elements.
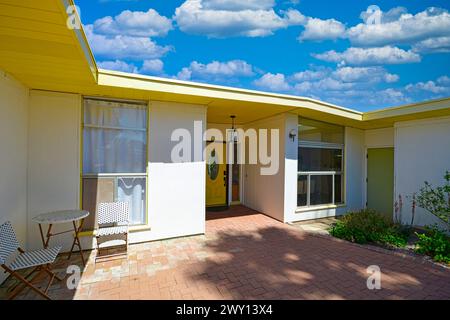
<box><xmin>188</xmin><ymin>207</ymin><xmax>450</xmax><ymax>300</ymax></box>
<box><xmin>1</xmin><ymin>206</ymin><xmax>449</xmax><ymax>300</ymax></box>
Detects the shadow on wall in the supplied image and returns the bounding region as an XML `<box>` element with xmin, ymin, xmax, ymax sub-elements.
<box><xmin>185</xmin><ymin>225</ymin><xmax>447</xmax><ymax>300</ymax></box>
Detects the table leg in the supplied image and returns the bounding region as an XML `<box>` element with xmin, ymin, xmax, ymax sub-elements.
<box><xmin>38</xmin><ymin>224</ymin><xmax>53</xmax><ymax>249</ymax></box>
<box><xmin>44</xmin><ymin>224</ymin><xmax>53</xmax><ymax>248</ymax></box>
<box><xmin>38</xmin><ymin>224</ymin><xmax>45</xmax><ymax>248</ymax></box>
<box><xmin>68</xmin><ymin>219</ymin><xmax>86</xmax><ymax>266</ymax></box>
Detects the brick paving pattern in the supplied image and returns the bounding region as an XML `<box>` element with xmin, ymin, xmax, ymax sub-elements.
<box><xmin>1</xmin><ymin>206</ymin><xmax>449</xmax><ymax>300</ymax></box>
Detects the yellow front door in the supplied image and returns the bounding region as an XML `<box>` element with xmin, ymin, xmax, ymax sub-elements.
<box><xmin>206</xmin><ymin>141</ymin><xmax>227</xmax><ymax>207</ymax></box>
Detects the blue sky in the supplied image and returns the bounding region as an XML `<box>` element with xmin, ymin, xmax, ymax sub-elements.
<box><xmin>75</xmin><ymin>0</ymin><xmax>450</xmax><ymax>111</ymax></box>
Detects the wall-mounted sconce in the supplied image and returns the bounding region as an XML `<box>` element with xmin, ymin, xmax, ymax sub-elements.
<box><xmin>289</xmin><ymin>129</ymin><xmax>297</xmax><ymax>141</ymax></box>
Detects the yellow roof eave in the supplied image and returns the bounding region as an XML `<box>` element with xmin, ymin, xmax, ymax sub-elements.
<box><xmin>363</xmin><ymin>97</ymin><xmax>450</xmax><ymax>121</ymax></box>
<box><xmin>97</xmin><ymin>68</ymin><xmax>363</xmax><ymax>121</ymax></box>
<box><xmin>58</xmin><ymin>0</ymin><xmax>98</xmax><ymax>82</ymax></box>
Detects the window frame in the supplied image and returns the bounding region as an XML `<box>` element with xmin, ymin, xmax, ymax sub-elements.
<box><xmin>81</xmin><ymin>97</ymin><xmax>149</xmax><ymax>227</ymax></box>
<box><xmin>297</xmin><ymin>124</ymin><xmax>345</xmax><ymax>209</ymax></box>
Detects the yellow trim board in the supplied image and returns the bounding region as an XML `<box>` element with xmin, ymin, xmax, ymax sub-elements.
<box><xmin>98</xmin><ymin>69</ymin><xmax>363</xmax><ymax>121</ymax></box>
<box><xmin>363</xmin><ymin>97</ymin><xmax>450</xmax><ymax>121</ymax></box>
<box><xmin>58</xmin><ymin>0</ymin><xmax>98</xmax><ymax>82</ymax></box>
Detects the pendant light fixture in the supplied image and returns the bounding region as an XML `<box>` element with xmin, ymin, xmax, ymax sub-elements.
<box><xmin>230</xmin><ymin>115</ymin><xmax>237</xmax><ymax>142</ymax></box>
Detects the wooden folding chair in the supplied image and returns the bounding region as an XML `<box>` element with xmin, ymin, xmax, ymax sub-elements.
<box><xmin>95</xmin><ymin>202</ymin><xmax>129</xmax><ymax>262</ymax></box>
<box><xmin>1</xmin><ymin>221</ymin><xmax>62</xmax><ymax>300</ymax></box>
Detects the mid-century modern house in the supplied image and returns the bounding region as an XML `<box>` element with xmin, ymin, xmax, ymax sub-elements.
<box><xmin>1</xmin><ymin>1</ymin><xmax>450</xmax><ymax>283</ymax></box>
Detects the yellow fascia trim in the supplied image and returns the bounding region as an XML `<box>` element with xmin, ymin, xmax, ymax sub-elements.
<box><xmin>57</xmin><ymin>0</ymin><xmax>98</xmax><ymax>83</ymax></box>
<box><xmin>363</xmin><ymin>96</ymin><xmax>450</xmax><ymax>121</ymax></box>
<box><xmin>97</xmin><ymin>69</ymin><xmax>363</xmax><ymax>121</ymax></box>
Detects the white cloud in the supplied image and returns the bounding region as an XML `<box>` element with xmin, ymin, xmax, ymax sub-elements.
<box><xmin>141</xmin><ymin>59</ymin><xmax>164</xmax><ymax>74</ymax></box>
<box><xmin>437</xmin><ymin>76</ymin><xmax>450</xmax><ymax>86</ymax></box>
<box><xmin>283</xmin><ymin>9</ymin><xmax>307</xmax><ymax>25</ymax></box>
<box><xmin>202</xmin><ymin>0</ymin><xmax>275</xmax><ymax>11</ymax></box>
<box><xmin>176</xmin><ymin>60</ymin><xmax>254</xmax><ymax>80</ymax></box>
<box><xmin>291</xmin><ymin>69</ymin><xmax>327</xmax><ymax>82</ymax></box>
<box><xmin>314</xmin><ymin>78</ymin><xmax>354</xmax><ymax>91</ymax></box>
<box><xmin>96</xmin><ymin>59</ymin><xmax>164</xmax><ymax>75</ymax></box>
<box><xmin>293</xmin><ymin>84</ymin><xmax>411</xmax><ymax>108</ymax></box>
<box><xmin>251</xmin><ymin>69</ymin><xmax>449</xmax><ymax>109</ymax></box>
<box><xmin>360</xmin><ymin>6</ymin><xmax>407</xmax><ymax>24</ymax></box>
<box><xmin>412</xmin><ymin>36</ymin><xmax>450</xmax><ymax>53</ymax></box>
<box><xmin>371</xmin><ymin>88</ymin><xmax>410</xmax><ymax>105</ymax></box>
<box><xmin>97</xmin><ymin>60</ymin><xmax>138</xmax><ymax>73</ymax></box>
<box><xmin>253</xmin><ymin>73</ymin><xmax>291</xmax><ymax>91</ymax></box>
<box><xmin>283</xmin><ymin>66</ymin><xmax>404</xmax><ymax>108</ymax></box>
<box><xmin>348</xmin><ymin>7</ymin><xmax>450</xmax><ymax>47</ymax></box>
<box><xmin>405</xmin><ymin>79</ymin><xmax>450</xmax><ymax>94</ymax></box>
<box><xmin>84</xmin><ymin>25</ymin><xmax>172</xmax><ymax>60</ymax></box>
<box><xmin>173</xmin><ymin>0</ymin><xmax>304</xmax><ymax>38</ymax></box>
<box><xmin>92</xmin><ymin>9</ymin><xmax>173</xmax><ymax>38</ymax></box>
<box><xmin>313</xmin><ymin>46</ymin><xmax>421</xmax><ymax>66</ymax></box>
<box><xmin>293</xmin><ymin>81</ymin><xmax>313</xmax><ymax>93</ymax></box>
<box><xmin>332</xmin><ymin>66</ymin><xmax>398</xmax><ymax>83</ymax></box>
<box><xmin>253</xmin><ymin>65</ymin><xmax>399</xmax><ymax>99</ymax></box>
<box><xmin>299</xmin><ymin>17</ymin><xmax>346</xmax><ymax>41</ymax></box>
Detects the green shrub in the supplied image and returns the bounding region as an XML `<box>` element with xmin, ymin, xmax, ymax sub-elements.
<box><xmin>416</xmin><ymin>171</ymin><xmax>450</xmax><ymax>226</ymax></box>
<box><xmin>329</xmin><ymin>209</ymin><xmax>408</xmax><ymax>247</ymax></box>
<box><xmin>415</xmin><ymin>226</ymin><xmax>450</xmax><ymax>264</ymax></box>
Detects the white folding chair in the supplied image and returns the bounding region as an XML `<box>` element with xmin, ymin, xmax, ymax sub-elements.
<box><xmin>0</xmin><ymin>221</ymin><xmax>62</xmax><ymax>300</ymax></box>
<box><xmin>95</xmin><ymin>202</ymin><xmax>129</xmax><ymax>261</ymax></box>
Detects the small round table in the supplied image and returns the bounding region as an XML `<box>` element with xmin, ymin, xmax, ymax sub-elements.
<box><xmin>32</xmin><ymin>210</ymin><xmax>90</xmax><ymax>266</ymax></box>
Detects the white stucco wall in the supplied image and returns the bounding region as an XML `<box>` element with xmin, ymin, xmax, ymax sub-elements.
<box><xmin>0</xmin><ymin>71</ymin><xmax>29</xmax><ymax>283</ymax></box>
<box><xmin>27</xmin><ymin>90</ymin><xmax>81</xmax><ymax>251</ymax></box>
<box><xmin>131</xmin><ymin>101</ymin><xmax>207</xmax><ymax>243</ymax></box>
<box><xmin>26</xmin><ymin>95</ymin><xmax>207</xmax><ymax>251</ymax></box>
<box><xmin>364</xmin><ymin>127</ymin><xmax>394</xmax><ymax>148</ymax></box>
<box><xmin>394</xmin><ymin>116</ymin><xmax>450</xmax><ymax>229</ymax></box>
<box><xmin>283</xmin><ymin>113</ymin><xmax>300</xmax><ymax>222</ymax></box>
<box><xmin>242</xmin><ymin>114</ymin><xmax>286</xmax><ymax>221</ymax></box>
<box><xmin>344</xmin><ymin>127</ymin><xmax>365</xmax><ymax>211</ymax></box>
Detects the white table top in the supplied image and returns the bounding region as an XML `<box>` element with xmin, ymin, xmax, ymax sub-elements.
<box><xmin>32</xmin><ymin>210</ymin><xmax>90</xmax><ymax>224</ymax></box>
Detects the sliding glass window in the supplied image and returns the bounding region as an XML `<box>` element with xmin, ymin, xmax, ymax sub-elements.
<box><xmin>297</xmin><ymin>117</ymin><xmax>344</xmax><ymax>207</ymax></box>
<box><xmin>82</xmin><ymin>98</ymin><xmax>148</xmax><ymax>229</ymax></box>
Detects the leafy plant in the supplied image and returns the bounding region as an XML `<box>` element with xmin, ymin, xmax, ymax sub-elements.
<box><xmin>329</xmin><ymin>209</ymin><xmax>408</xmax><ymax>247</ymax></box>
<box><xmin>416</xmin><ymin>171</ymin><xmax>450</xmax><ymax>227</ymax></box>
<box><xmin>415</xmin><ymin>226</ymin><xmax>450</xmax><ymax>264</ymax></box>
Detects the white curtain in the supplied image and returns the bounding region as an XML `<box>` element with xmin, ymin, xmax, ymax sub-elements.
<box><xmin>83</xmin><ymin>99</ymin><xmax>147</xmax><ymax>224</ymax></box>
<box><xmin>118</xmin><ymin>177</ymin><xmax>146</xmax><ymax>225</ymax></box>
<box><xmin>83</xmin><ymin>99</ymin><xmax>147</xmax><ymax>174</ymax></box>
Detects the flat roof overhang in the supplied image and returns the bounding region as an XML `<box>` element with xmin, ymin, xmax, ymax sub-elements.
<box><xmin>0</xmin><ymin>0</ymin><xmax>97</xmax><ymax>90</ymax></box>
<box><xmin>0</xmin><ymin>0</ymin><xmax>449</xmax><ymax>130</ymax></box>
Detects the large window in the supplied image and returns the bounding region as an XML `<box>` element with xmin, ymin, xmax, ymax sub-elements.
<box><xmin>82</xmin><ymin>98</ymin><xmax>148</xmax><ymax>229</ymax></box>
<box><xmin>298</xmin><ymin>118</ymin><xmax>344</xmax><ymax>207</ymax></box>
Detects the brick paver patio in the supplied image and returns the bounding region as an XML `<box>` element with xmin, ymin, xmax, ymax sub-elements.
<box><xmin>1</xmin><ymin>205</ymin><xmax>449</xmax><ymax>300</ymax></box>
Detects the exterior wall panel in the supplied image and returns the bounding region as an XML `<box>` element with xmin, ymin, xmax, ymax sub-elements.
<box><xmin>243</xmin><ymin>114</ymin><xmax>286</xmax><ymax>221</ymax></box>
<box><xmin>27</xmin><ymin>90</ymin><xmax>81</xmax><ymax>251</ymax></box>
<box><xmin>394</xmin><ymin>116</ymin><xmax>450</xmax><ymax>229</ymax></box>
<box><xmin>0</xmin><ymin>71</ymin><xmax>29</xmax><ymax>284</ymax></box>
